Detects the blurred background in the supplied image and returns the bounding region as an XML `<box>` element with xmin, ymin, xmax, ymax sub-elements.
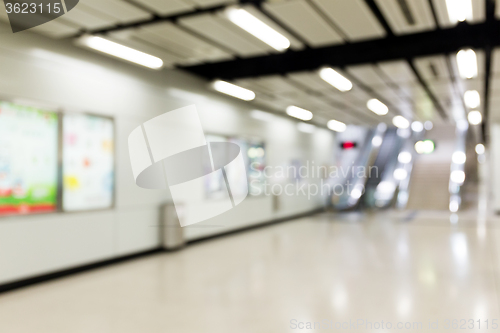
<box><xmin>0</xmin><ymin>0</ymin><xmax>500</xmax><ymax>332</ymax></box>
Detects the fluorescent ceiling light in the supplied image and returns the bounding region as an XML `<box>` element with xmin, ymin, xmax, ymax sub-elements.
<box><xmin>394</xmin><ymin>168</ymin><xmax>408</xmax><ymax>181</ymax></box>
<box><xmin>475</xmin><ymin>143</ymin><xmax>485</xmax><ymax>155</ymax></box>
<box><xmin>398</xmin><ymin>152</ymin><xmax>412</xmax><ymax>164</ymax></box>
<box><xmin>327</xmin><ymin>119</ymin><xmax>347</xmax><ymax>132</ymax></box>
<box><xmin>372</xmin><ymin>135</ymin><xmax>383</xmax><ymax>147</ymax></box>
<box><xmin>411</xmin><ymin>121</ymin><xmax>423</xmax><ymax>132</ymax></box>
<box><xmin>452</xmin><ymin>151</ymin><xmax>467</xmax><ymax>164</ymax></box>
<box><xmin>226</xmin><ymin>8</ymin><xmax>290</xmax><ymax>51</ymax></box>
<box><xmin>450</xmin><ymin>170</ymin><xmax>466</xmax><ymax>184</ymax></box>
<box><xmin>456</xmin><ymin>49</ymin><xmax>478</xmax><ymax>79</ymax></box>
<box><xmin>212</xmin><ymin>80</ymin><xmax>256</xmax><ymax>101</ymax></box>
<box><xmin>286</xmin><ymin>106</ymin><xmax>313</xmax><ymax>121</ymax></box>
<box><xmin>377</xmin><ymin>181</ymin><xmax>396</xmax><ymax>194</ymax></box>
<box><xmin>79</xmin><ymin>36</ymin><xmax>163</xmax><ymax>69</ymax></box>
<box><xmin>446</xmin><ymin>0</ymin><xmax>473</xmax><ymax>23</ymax></box>
<box><xmin>250</xmin><ymin>110</ymin><xmax>275</xmax><ymax>121</ymax></box>
<box><xmin>415</xmin><ymin>140</ymin><xmax>435</xmax><ymax>154</ymax></box>
<box><xmin>297</xmin><ymin>122</ymin><xmax>316</xmax><ymax>133</ymax></box>
<box><xmin>392</xmin><ymin>116</ymin><xmax>410</xmax><ymax>129</ymax></box>
<box><xmin>456</xmin><ymin>119</ymin><xmax>469</xmax><ymax>131</ymax></box>
<box><xmin>367</xmin><ymin>99</ymin><xmax>388</xmax><ymax>116</ymax></box>
<box><xmin>467</xmin><ymin>110</ymin><xmax>482</xmax><ymax>125</ymax></box>
<box><xmin>319</xmin><ymin>67</ymin><xmax>352</xmax><ymax>92</ymax></box>
<box><xmin>464</xmin><ymin>90</ymin><xmax>480</xmax><ymax>108</ymax></box>
<box><xmin>449</xmin><ymin>200</ymin><xmax>459</xmax><ymax>213</ymax></box>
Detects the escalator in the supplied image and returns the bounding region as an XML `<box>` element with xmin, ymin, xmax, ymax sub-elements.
<box><xmin>331</xmin><ymin>126</ymin><xmax>381</xmax><ymax>210</ymax></box>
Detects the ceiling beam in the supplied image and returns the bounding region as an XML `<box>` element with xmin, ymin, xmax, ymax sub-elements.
<box><xmin>180</xmin><ymin>21</ymin><xmax>500</xmax><ymax>80</ymax></box>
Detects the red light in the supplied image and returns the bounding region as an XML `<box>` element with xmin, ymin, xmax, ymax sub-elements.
<box><xmin>341</xmin><ymin>142</ymin><xmax>356</xmax><ymax>149</ymax></box>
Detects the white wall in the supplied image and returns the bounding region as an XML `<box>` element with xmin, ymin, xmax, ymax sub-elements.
<box><xmin>490</xmin><ymin>124</ymin><xmax>500</xmax><ymax>212</ymax></box>
<box><xmin>0</xmin><ymin>23</ymin><xmax>336</xmax><ymax>284</ymax></box>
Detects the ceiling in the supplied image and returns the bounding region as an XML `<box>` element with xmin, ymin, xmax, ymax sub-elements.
<box><xmin>2</xmin><ymin>0</ymin><xmax>500</xmax><ymax>138</ymax></box>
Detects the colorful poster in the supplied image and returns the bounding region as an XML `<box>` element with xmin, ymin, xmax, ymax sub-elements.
<box><xmin>0</xmin><ymin>101</ymin><xmax>58</xmax><ymax>215</ymax></box>
<box><xmin>63</xmin><ymin>114</ymin><xmax>114</xmax><ymax>211</ymax></box>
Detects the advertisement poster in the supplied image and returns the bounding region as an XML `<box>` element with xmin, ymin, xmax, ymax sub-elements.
<box><xmin>63</xmin><ymin>114</ymin><xmax>114</xmax><ymax>211</ymax></box>
<box><xmin>0</xmin><ymin>101</ymin><xmax>58</xmax><ymax>215</ymax></box>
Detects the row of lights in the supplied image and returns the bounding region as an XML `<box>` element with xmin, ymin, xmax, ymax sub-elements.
<box><xmin>456</xmin><ymin>48</ymin><xmax>483</xmax><ymax>126</ymax></box>
<box><xmin>76</xmin><ymin>3</ymin><xmax>482</xmax><ymax>130</ymax></box>
<box><xmin>78</xmin><ymin>0</ymin><xmax>475</xmax><ymax>69</ymax></box>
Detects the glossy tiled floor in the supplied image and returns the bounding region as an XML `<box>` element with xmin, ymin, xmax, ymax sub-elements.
<box><xmin>1</xmin><ymin>209</ymin><xmax>500</xmax><ymax>332</ymax></box>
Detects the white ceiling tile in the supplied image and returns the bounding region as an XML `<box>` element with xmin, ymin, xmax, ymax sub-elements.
<box><xmin>59</xmin><ymin>5</ymin><xmax>117</xmax><ymax>29</ymax></box>
<box><xmin>491</xmin><ymin>48</ymin><xmax>500</xmax><ymax>74</ymax></box>
<box><xmin>433</xmin><ymin>0</ymin><xmax>485</xmax><ymax>28</ymax></box>
<box><xmin>377</xmin><ymin>60</ymin><xmax>418</xmax><ymax>84</ymax></box>
<box><xmin>372</xmin><ymin>86</ymin><xmax>406</xmax><ymax>105</ymax></box>
<box><xmin>414</xmin><ymin>55</ymin><xmax>451</xmax><ymax>81</ymax></box>
<box><xmin>312</xmin><ymin>0</ymin><xmax>386</xmax><ymax>42</ymax></box>
<box><xmin>190</xmin><ymin>0</ymin><xmax>236</xmax><ymax>8</ymax></box>
<box><xmin>252</xmin><ymin>96</ymin><xmax>290</xmax><ymax>112</ymax></box>
<box><xmin>233</xmin><ymin>78</ymin><xmax>270</xmax><ymax>95</ymax></box>
<box><xmin>427</xmin><ymin>80</ymin><xmax>461</xmax><ymax>108</ymax></box>
<box><xmin>263</xmin><ymin>0</ymin><xmax>344</xmax><ymax>47</ymax></box>
<box><xmin>31</xmin><ymin>19</ymin><xmax>80</xmax><ymax>38</ymax></box>
<box><xmin>346</xmin><ymin>64</ymin><xmax>388</xmax><ymax>87</ymax></box>
<box><xmin>490</xmin><ymin>76</ymin><xmax>500</xmax><ymax>92</ymax></box>
<box><xmin>128</xmin><ymin>29</ymin><xmax>201</xmax><ymax>62</ymax></box>
<box><xmin>179</xmin><ymin>14</ymin><xmax>267</xmax><ymax>57</ymax></box>
<box><xmin>253</xmin><ymin>75</ymin><xmax>304</xmax><ymax>95</ymax></box>
<box><xmin>397</xmin><ymin>83</ymin><xmax>427</xmax><ymax>102</ymax></box>
<box><xmin>374</xmin><ymin>0</ymin><xmax>436</xmax><ymax>35</ymax></box>
<box><xmin>81</xmin><ymin>0</ymin><xmax>152</xmax><ymax>24</ymax></box>
<box><xmin>140</xmin><ymin>22</ymin><xmax>233</xmax><ymax>62</ymax></box>
<box><xmin>287</xmin><ymin>71</ymin><xmax>333</xmax><ymax>91</ymax></box>
<box><xmin>131</xmin><ymin>0</ymin><xmax>194</xmax><ymax>15</ymax></box>
<box><xmin>458</xmin><ymin>78</ymin><xmax>484</xmax><ymax>93</ymax></box>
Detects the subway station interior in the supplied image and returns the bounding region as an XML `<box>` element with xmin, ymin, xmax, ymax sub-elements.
<box><xmin>2</xmin><ymin>0</ymin><xmax>500</xmax><ymax>332</ymax></box>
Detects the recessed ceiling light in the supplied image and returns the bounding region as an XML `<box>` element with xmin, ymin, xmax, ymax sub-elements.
<box><xmin>319</xmin><ymin>67</ymin><xmax>353</xmax><ymax>92</ymax></box>
<box><xmin>456</xmin><ymin>49</ymin><xmax>478</xmax><ymax>79</ymax></box>
<box><xmin>78</xmin><ymin>35</ymin><xmax>163</xmax><ymax>69</ymax></box>
<box><xmin>398</xmin><ymin>152</ymin><xmax>412</xmax><ymax>164</ymax></box>
<box><xmin>212</xmin><ymin>80</ymin><xmax>256</xmax><ymax>101</ymax></box>
<box><xmin>450</xmin><ymin>170</ymin><xmax>466</xmax><ymax>184</ymax></box>
<box><xmin>446</xmin><ymin>0</ymin><xmax>473</xmax><ymax>23</ymax></box>
<box><xmin>327</xmin><ymin>119</ymin><xmax>347</xmax><ymax>132</ymax></box>
<box><xmin>411</xmin><ymin>121</ymin><xmax>424</xmax><ymax>132</ymax></box>
<box><xmin>394</xmin><ymin>168</ymin><xmax>408</xmax><ymax>181</ymax></box>
<box><xmin>286</xmin><ymin>106</ymin><xmax>313</xmax><ymax>121</ymax></box>
<box><xmin>475</xmin><ymin>144</ymin><xmax>485</xmax><ymax>155</ymax></box>
<box><xmin>225</xmin><ymin>8</ymin><xmax>290</xmax><ymax>51</ymax></box>
<box><xmin>392</xmin><ymin>116</ymin><xmax>410</xmax><ymax>129</ymax></box>
<box><xmin>367</xmin><ymin>99</ymin><xmax>388</xmax><ymax>116</ymax></box>
<box><xmin>467</xmin><ymin>110</ymin><xmax>482</xmax><ymax>125</ymax></box>
<box><xmin>452</xmin><ymin>151</ymin><xmax>466</xmax><ymax>164</ymax></box>
<box><xmin>464</xmin><ymin>90</ymin><xmax>480</xmax><ymax>108</ymax></box>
